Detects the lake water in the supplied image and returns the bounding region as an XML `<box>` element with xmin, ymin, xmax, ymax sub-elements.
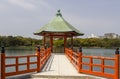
<box><xmin>2</xmin><ymin>47</ymin><xmax>115</xmax><ymax>57</ymax></box>
<box><xmin>4</xmin><ymin>47</ymin><xmax>36</xmax><ymax>56</ymax></box>
<box><xmin>83</xmin><ymin>48</ymin><xmax>115</xmax><ymax>57</ymax></box>
<box><xmin>0</xmin><ymin>47</ymin><xmax>116</xmax><ymax>76</ymax></box>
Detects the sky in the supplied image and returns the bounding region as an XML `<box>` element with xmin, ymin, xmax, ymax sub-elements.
<box><xmin>0</xmin><ymin>0</ymin><xmax>120</xmax><ymax>39</ymax></box>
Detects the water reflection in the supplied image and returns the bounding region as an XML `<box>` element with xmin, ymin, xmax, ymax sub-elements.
<box><xmin>4</xmin><ymin>47</ymin><xmax>115</xmax><ymax>57</ymax></box>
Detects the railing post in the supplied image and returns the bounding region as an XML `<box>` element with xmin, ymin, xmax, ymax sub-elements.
<box><xmin>79</xmin><ymin>46</ymin><xmax>82</xmax><ymax>52</ymax></box>
<box><xmin>16</xmin><ymin>57</ymin><xmax>18</xmax><ymax>73</ymax></box>
<box><xmin>90</xmin><ymin>56</ymin><xmax>93</xmax><ymax>72</ymax></box>
<box><xmin>115</xmin><ymin>54</ymin><xmax>119</xmax><ymax>79</ymax></box>
<box><xmin>118</xmin><ymin>54</ymin><xmax>120</xmax><ymax>79</ymax></box>
<box><xmin>78</xmin><ymin>46</ymin><xmax>82</xmax><ymax>73</ymax></box>
<box><xmin>65</xmin><ymin>48</ymin><xmax>68</xmax><ymax>56</ymax></box>
<box><xmin>101</xmin><ymin>58</ymin><xmax>104</xmax><ymax>75</ymax></box>
<box><xmin>65</xmin><ymin>48</ymin><xmax>68</xmax><ymax>58</ymax></box>
<box><xmin>78</xmin><ymin>52</ymin><xmax>82</xmax><ymax>73</ymax></box>
<box><xmin>36</xmin><ymin>47</ymin><xmax>41</xmax><ymax>72</ymax></box>
<box><xmin>27</xmin><ymin>56</ymin><xmax>30</xmax><ymax>71</ymax></box>
<box><xmin>1</xmin><ymin>47</ymin><xmax>5</xmax><ymax>79</ymax></box>
<box><xmin>65</xmin><ymin>48</ymin><xmax>66</xmax><ymax>55</ymax></box>
<box><xmin>70</xmin><ymin>49</ymin><xmax>73</xmax><ymax>63</ymax></box>
<box><xmin>115</xmin><ymin>48</ymin><xmax>119</xmax><ymax>79</ymax></box>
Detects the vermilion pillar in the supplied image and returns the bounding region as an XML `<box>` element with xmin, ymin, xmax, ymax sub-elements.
<box><xmin>71</xmin><ymin>36</ymin><xmax>73</xmax><ymax>49</ymax></box>
<box><xmin>50</xmin><ymin>36</ymin><xmax>53</xmax><ymax>52</ymax></box>
<box><xmin>64</xmin><ymin>36</ymin><xmax>67</xmax><ymax>52</ymax></box>
<box><xmin>43</xmin><ymin>36</ymin><xmax>46</xmax><ymax>47</ymax></box>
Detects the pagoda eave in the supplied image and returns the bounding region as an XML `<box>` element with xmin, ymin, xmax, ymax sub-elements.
<box><xmin>34</xmin><ymin>31</ymin><xmax>84</xmax><ymax>37</ymax></box>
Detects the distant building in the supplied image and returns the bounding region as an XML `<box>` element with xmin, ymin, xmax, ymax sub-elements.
<box><xmin>104</xmin><ymin>33</ymin><xmax>119</xmax><ymax>39</ymax></box>
<box><xmin>88</xmin><ymin>34</ymin><xmax>99</xmax><ymax>38</ymax></box>
<box><xmin>87</xmin><ymin>33</ymin><xmax>120</xmax><ymax>39</ymax></box>
<box><xmin>99</xmin><ymin>36</ymin><xmax>105</xmax><ymax>39</ymax></box>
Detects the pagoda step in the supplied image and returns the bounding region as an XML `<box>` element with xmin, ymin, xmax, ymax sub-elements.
<box><xmin>30</xmin><ymin>74</ymin><xmax>106</xmax><ymax>79</ymax></box>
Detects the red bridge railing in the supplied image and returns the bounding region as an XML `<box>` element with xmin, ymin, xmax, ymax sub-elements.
<box><xmin>65</xmin><ymin>48</ymin><xmax>119</xmax><ymax>79</ymax></box>
<box><xmin>0</xmin><ymin>47</ymin><xmax>51</xmax><ymax>79</ymax></box>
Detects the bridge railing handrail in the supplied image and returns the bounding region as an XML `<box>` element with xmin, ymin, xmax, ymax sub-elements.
<box><xmin>0</xmin><ymin>47</ymin><xmax>51</xmax><ymax>79</ymax></box>
<box><xmin>5</xmin><ymin>55</ymin><xmax>38</xmax><ymax>76</ymax></box>
<box><xmin>65</xmin><ymin>48</ymin><xmax>119</xmax><ymax>79</ymax></box>
<box><xmin>40</xmin><ymin>48</ymin><xmax>51</xmax><ymax>70</ymax></box>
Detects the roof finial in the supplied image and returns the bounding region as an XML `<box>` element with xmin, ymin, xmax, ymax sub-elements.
<box><xmin>56</xmin><ymin>9</ymin><xmax>62</xmax><ymax>17</ymax></box>
<box><xmin>58</xmin><ymin>9</ymin><xmax>60</xmax><ymax>13</ymax></box>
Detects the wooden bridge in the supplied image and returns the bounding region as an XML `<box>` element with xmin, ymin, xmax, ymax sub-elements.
<box><xmin>0</xmin><ymin>47</ymin><xmax>120</xmax><ymax>79</ymax></box>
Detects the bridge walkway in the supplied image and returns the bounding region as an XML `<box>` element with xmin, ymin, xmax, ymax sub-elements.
<box><xmin>31</xmin><ymin>53</ymin><xmax>106</xmax><ymax>79</ymax></box>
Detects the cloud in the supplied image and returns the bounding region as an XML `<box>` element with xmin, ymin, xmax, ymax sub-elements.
<box><xmin>33</xmin><ymin>0</ymin><xmax>47</xmax><ymax>7</ymax></box>
<box><xmin>0</xmin><ymin>1</ymin><xmax>7</xmax><ymax>11</ymax></box>
<box><xmin>31</xmin><ymin>0</ymin><xmax>54</xmax><ymax>10</ymax></box>
<box><xmin>7</xmin><ymin>0</ymin><xmax>36</xmax><ymax>10</ymax></box>
<box><xmin>0</xmin><ymin>4</ymin><xmax>4</xmax><ymax>10</ymax></box>
<box><xmin>6</xmin><ymin>0</ymin><xmax>54</xmax><ymax>11</ymax></box>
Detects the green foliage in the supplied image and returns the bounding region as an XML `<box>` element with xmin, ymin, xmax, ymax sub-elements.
<box><xmin>53</xmin><ymin>39</ymin><xmax>64</xmax><ymax>47</ymax></box>
<box><xmin>0</xmin><ymin>35</ymin><xmax>41</xmax><ymax>47</ymax></box>
<box><xmin>102</xmin><ymin>38</ymin><xmax>120</xmax><ymax>48</ymax></box>
<box><xmin>0</xmin><ymin>35</ymin><xmax>120</xmax><ymax>48</ymax></box>
<box><xmin>78</xmin><ymin>38</ymin><xmax>120</xmax><ymax>48</ymax></box>
<box><xmin>53</xmin><ymin>38</ymin><xmax>120</xmax><ymax>48</ymax></box>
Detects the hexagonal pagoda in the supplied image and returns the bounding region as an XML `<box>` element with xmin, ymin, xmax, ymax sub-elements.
<box><xmin>34</xmin><ymin>10</ymin><xmax>84</xmax><ymax>52</ymax></box>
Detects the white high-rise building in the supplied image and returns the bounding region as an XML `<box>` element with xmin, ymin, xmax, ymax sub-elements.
<box><xmin>104</xmin><ymin>33</ymin><xmax>119</xmax><ymax>39</ymax></box>
<box><xmin>88</xmin><ymin>34</ymin><xmax>99</xmax><ymax>38</ymax></box>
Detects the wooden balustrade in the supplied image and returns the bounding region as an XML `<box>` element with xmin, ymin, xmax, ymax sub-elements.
<box><xmin>65</xmin><ymin>48</ymin><xmax>119</xmax><ymax>79</ymax></box>
<box><xmin>0</xmin><ymin>47</ymin><xmax>51</xmax><ymax>79</ymax></box>
<box><xmin>5</xmin><ymin>55</ymin><xmax>38</xmax><ymax>76</ymax></box>
<box><xmin>40</xmin><ymin>48</ymin><xmax>51</xmax><ymax>70</ymax></box>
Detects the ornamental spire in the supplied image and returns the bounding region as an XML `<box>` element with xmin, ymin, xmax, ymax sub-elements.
<box><xmin>56</xmin><ymin>10</ymin><xmax>62</xmax><ymax>17</ymax></box>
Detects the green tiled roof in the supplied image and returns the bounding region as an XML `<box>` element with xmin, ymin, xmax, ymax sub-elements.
<box><xmin>34</xmin><ymin>10</ymin><xmax>84</xmax><ymax>36</ymax></box>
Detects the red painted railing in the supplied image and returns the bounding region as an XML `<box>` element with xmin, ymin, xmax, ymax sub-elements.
<box><xmin>0</xmin><ymin>47</ymin><xmax>51</xmax><ymax>79</ymax></box>
<box><xmin>65</xmin><ymin>48</ymin><xmax>119</xmax><ymax>79</ymax></box>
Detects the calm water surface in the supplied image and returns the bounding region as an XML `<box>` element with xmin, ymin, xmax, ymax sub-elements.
<box><xmin>5</xmin><ymin>47</ymin><xmax>115</xmax><ymax>57</ymax></box>
<box><xmin>5</xmin><ymin>47</ymin><xmax>36</xmax><ymax>56</ymax></box>
<box><xmin>83</xmin><ymin>48</ymin><xmax>115</xmax><ymax>57</ymax></box>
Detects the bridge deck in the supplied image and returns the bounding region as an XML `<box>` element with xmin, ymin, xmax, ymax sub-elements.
<box><xmin>31</xmin><ymin>53</ymin><xmax>106</xmax><ymax>79</ymax></box>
